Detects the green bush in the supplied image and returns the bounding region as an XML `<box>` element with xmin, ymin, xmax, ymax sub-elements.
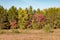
<box><xmin>12</xmin><ymin>29</ymin><xmax>20</xmax><ymax>33</ymax></box>
<box><xmin>42</xmin><ymin>24</ymin><xmax>52</xmax><ymax>32</ymax></box>
<box><xmin>31</xmin><ymin>20</ymin><xmax>39</xmax><ymax>29</ymax></box>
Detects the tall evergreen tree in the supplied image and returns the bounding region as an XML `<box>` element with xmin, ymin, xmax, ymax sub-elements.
<box><xmin>0</xmin><ymin>6</ymin><xmax>9</xmax><ymax>29</ymax></box>
<box><xmin>7</xmin><ymin>6</ymin><xmax>18</xmax><ymax>29</ymax></box>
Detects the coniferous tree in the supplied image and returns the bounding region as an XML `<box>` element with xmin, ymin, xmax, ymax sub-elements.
<box><xmin>7</xmin><ymin>6</ymin><xmax>18</xmax><ymax>29</ymax></box>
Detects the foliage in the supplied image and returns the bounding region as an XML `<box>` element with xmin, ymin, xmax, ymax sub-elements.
<box><xmin>31</xmin><ymin>20</ymin><xmax>39</xmax><ymax>29</ymax></box>
<box><xmin>42</xmin><ymin>24</ymin><xmax>52</xmax><ymax>32</ymax></box>
<box><xmin>0</xmin><ymin>30</ymin><xmax>6</xmax><ymax>34</ymax></box>
<box><xmin>18</xmin><ymin>8</ymin><xmax>25</xmax><ymax>29</ymax></box>
<box><xmin>32</xmin><ymin>13</ymin><xmax>46</xmax><ymax>29</ymax></box>
<box><xmin>0</xmin><ymin>5</ymin><xmax>60</xmax><ymax>31</ymax></box>
<box><xmin>7</xmin><ymin>6</ymin><xmax>18</xmax><ymax>29</ymax></box>
<box><xmin>12</xmin><ymin>29</ymin><xmax>20</xmax><ymax>33</ymax></box>
<box><xmin>0</xmin><ymin>6</ymin><xmax>10</xmax><ymax>29</ymax></box>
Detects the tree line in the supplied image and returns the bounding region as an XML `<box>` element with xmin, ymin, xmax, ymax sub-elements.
<box><xmin>0</xmin><ymin>5</ymin><xmax>60</xmax><ymax>30</ymax></box>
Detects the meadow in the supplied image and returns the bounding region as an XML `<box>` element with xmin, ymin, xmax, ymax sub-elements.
<box><xmin>0</xmin><ymin>29</ymin><xmax>60</xmax><ymax>40</ymax></box>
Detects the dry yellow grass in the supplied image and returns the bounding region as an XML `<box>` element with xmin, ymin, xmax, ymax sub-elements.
<box><xmin>0</xmin><ymin>29</ymin><xmax>60</xmax><ymax>40</ymax></box>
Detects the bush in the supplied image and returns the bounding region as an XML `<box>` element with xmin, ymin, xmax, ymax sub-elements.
<box><xmin>0</xmin><ymin>30</ymin><xmax>6</xmax><ymax>34</ymax></box>
<box><xmin>32</xmin><ymin>13</ymin><xmax>46</xmax><ymax>29</ymax></box>
<box><xmin>12</xmin><ymin>29</ymin><xmax>20</xmax><ymax>33</ymax></box>
<box><xmin>9</xmin><ymin>20</ymin><xmax>18</xmax><ymax>29</ymax></box>
<box><xmin>42</xmin><ymin>24</ymin><xmax>52</xmax><ymax>32</ymax></box>
<box><xmin>31</xmin><ymin>20</ymin><xmax>39</xmax><ymax>29</ymax></box>
<box><xmin>25</xmin><ymin>20</ymin><xmax>31</xmax><ymax>29</ymax></box>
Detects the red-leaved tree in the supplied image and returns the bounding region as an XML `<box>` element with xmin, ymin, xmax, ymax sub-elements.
<box><xmin>32</xmin><ymin>13</ymin><xmax>46</xmax><ymax>29</ymax></box>
<box><xmin>9</xmin><ymin>20</ymin><xmax>17</xmax><ymax>29</ymax></box>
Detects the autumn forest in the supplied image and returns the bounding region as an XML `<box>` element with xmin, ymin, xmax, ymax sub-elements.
<box><xmin>0</xmin><ymin>5</ymin><xmax>60</xmax><ymax>32</ymax></box>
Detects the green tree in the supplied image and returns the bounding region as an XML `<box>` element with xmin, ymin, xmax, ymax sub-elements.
<box><xmin>36</xmin><ymin>8</ymin><xmax>41</xmax><ymax>13</ymax></box>
<box><xmin>18</xmin><ymin>8</ymin><xmax>29</xmax><ymax>29</ymax></box>
<box><xmin>0</xmin><ymin>6</ymin><xmax>9</xmax><ymax>29</ymax></box>
<box><xmin>7</xmin><ymin>6</ymin><xmax>18</xmax><ymax>29</ymax></box>
<box><xmin>18</xmin><ymin>8</ymin><xmax>24</xmax><ymax>29</ymax></box>
<box><xmin>28</xmin><ymin>6</ymin><xmax>33</xmax><ymax>20</ymax></box>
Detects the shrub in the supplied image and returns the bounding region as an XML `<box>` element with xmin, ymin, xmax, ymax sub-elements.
<box><xmin>42</xmin><ymin>24</ymin><xmax>52</xmax><ymax>32</ymax></box>
<box><xmin>12</xmin><ymin>29</ymin><xmax>20</xmax><ymax>33</ymax></box>
<box><xmin>25</xmin><ymin>19</ymin><xmax>31</xmax><ymax>29</ymax></box>
<box><xmin>32</xmin><ymin>13</ymin><xmax>46</xmax><ymax>29</ymax></box>
<box><xmin>0</xmin><ymin>30</ymin><xmax>6</xmax><ymax>34</ymax></box>
<box><xmin>9</xmin><ymin>20</ymin><xmax>18</xmax><ymax>29</ymax></box>
<box><xmin>31</xmin><ymin>20</ymin><xmax>39</xmax><ymax>29</ymax></box>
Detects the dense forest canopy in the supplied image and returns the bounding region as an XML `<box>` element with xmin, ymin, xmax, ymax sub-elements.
<box><xmin>0</xmin><ymin>5</ymin><xmax>60</xmax><ymax>30</ymax></box>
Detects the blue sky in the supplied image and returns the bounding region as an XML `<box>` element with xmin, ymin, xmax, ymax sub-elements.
<box><xmin>0</xmin><ymin>0</ymin><xmax>60</xmax><ymax>9</ymax></box>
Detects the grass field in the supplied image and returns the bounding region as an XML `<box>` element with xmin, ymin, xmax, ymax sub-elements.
<box><xmin>0</xmin><ymin>29</ymin><xmax>60</xmax><ymax>40</ymax></box>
